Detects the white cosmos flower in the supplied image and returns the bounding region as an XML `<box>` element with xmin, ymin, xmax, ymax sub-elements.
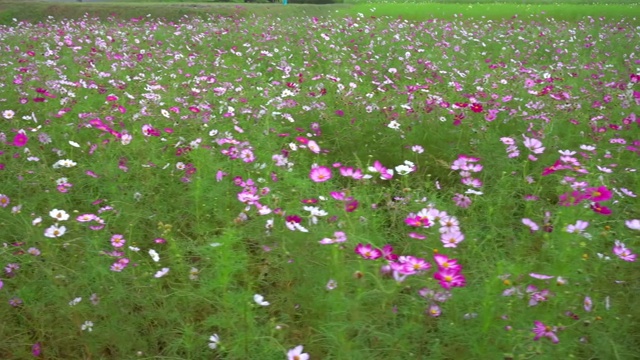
<box><xmin>208</xmin><ymin>334</ymin><xmax>220</xmax><ymax>349</ymax></box>
<box><xmin>148</xmin><ymin>249</ymin><xmax>160</xmax><ymax>262</ymax></box>
<box><xmin>2</xmin><ymin>110</ymin><xmax>15</xmax><ymax>119</ymax></box>
<box><xmin>49</xmin><ymin>209</ymin><xmax>70</xmax><ymax>221</ymax></box>
<box><xmin>44</xmin><ymin>224</ymin><xmax>66</xmax><ymax>238</ymax></box>
<box><xmin>81</xmin><ymin>321</ymin><xmax>93</xmax><ymax>332</ymax></box>
<box><xmin>253</xmin><ymin>294</ymin><xmax>270</xmax><ymax>306</ymax></box>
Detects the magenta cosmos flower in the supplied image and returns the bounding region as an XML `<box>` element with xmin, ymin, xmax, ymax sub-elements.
<box><xmin>309</xmin><ymin>165</ymin><xmax>332</xmax><ymax>182</ymax></box>
<box><xmin>11</xmin><ymin>132</ymin><xmax>28</xmax><ymax>147</ymax></box>
<box><xmin>585</xmin><ymin>186</ymin><xmax>612</xmax><ymax>202</ymax></box>
<box><xmin>532</xmin><ymin>321</ymin><xmax>559</xmax><ymax>343</ymax></box>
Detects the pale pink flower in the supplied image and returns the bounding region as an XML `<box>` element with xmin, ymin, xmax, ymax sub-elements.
<box><xmin>154</xmin><ymin>268</ymin><xmax>170</xmax><ymax>278</ymax></box>
<box><xmin>287</xmin><ymin>345</ymin><xmax>309</xmax><ymax>360</ymax></box>
<box><xmin>309</xmin><ymin>165</ymin><xmax>332</xmax><ymax>182</ymax></box>
<box><xmin>566</xmin><ymin>220</ymin><xmax>589</xmax><ymax>234</ymax></box>
<box><xmin>522</xmin><ymin>218</ymin><xmax>539</xmax><ymax>232</ymax></box>
<box><xmin>440</xmin><ymin>231</ymin><xmax>464</xmax><ymax>248</ymax></box>
<box><xmin>625</xmin><ymin>219</ymin><xmax>640</xmax><ymax>230</ymax></box>
<box><xmin>523</xmin><ymin>136</ymin><xmax>545</xmax><ymax>154</ymax></box>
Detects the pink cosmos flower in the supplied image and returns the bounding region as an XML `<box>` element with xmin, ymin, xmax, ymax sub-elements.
<box><xmin>624</xmin><ymin>219</ymin><xmax>640</xmax><ymax>230</ymax></box>
<box><xmin>523</xmin><ymin>136</ymin><xmax>545</xmax><ymax>154</ymax></box>
<box><xmin>528</xmin><ymin>288</ymin><xmax>552</xmax><ymax>306</ymax></box>
<box><xmin>434</xmin><ymin>269</ymin><xmax>466</xmax><ymax>289</ymax></box>
<box><xmin>584</xmin><ymin>296</ymin><xmax>593</xmax><ymax>312</ymax></box>
<box><xmin>330</xmin><ymin>191</ymin><xmax>348</xmax><ymax>201</ymax></box>
<box><xmin>452</xmin><ymin>193</ymin><xmax>472</xmax><ymax>208</ymax></box>
<box><xmin>532</xmin><ymin>321</ymin><xmax>559</xmax><ymax>343</ymax></box>
<box><xmin>354</xmin><ymin>243</ymin><xmax>382</xmax><ymax>260</ymax></box>
<box><xmin>529</xmin><ymin>273</ymin><xmax>554</xmax><ymax>280</ymax></box>
<box><xmin>309</xmin><ymin>165</ymin><xmax>332</xmax><ymax>182</ymax></box>
<box><xmin>110</xmin><ymin>234</ymin><xmax>126</xmax><ymax>248</ymax></box>
<box><xmin>566</xmin><ymin>220</ymin><xmax>589</xmax><ymax>234</ymax></box>
<box><xmin>307</xmin><ymin>140</ymin><xmax>321</xmax><ymax>154</ymax></box>
<box><xmin>433</xmin><ymin>254</ymin><xmax>462</xmax><ymax>273</ymax></box>
<box><xmin>405</xmin><ymin>215</ymin><xmax>426</xmax><ymax>227</ymax></box>
<box><xmin>368</xmin><ymin>160</ymin><xmax>393</xmax><ymax>180</ymax></box>
<box><xmin>613</xmin><ymin>240</ymin><xmax>637</xmax><ymax>262</ymax></box>
<box><xmin>522</xmin><ymin>218</ymin><xmax>539</xmax><ymax>232</ymax></box>
<box><xmin>0</xmin><ymin>194</ymin><xmax>10</xmax><ymax>208</ymax></box>
<box><xmin>440</xmin><ymin>231</ymin><xmax>464</xmax><ymax>248</ymax></box>
<box><xmin>402</xmin><ymin>256</ymin><xmax>432</xmax><ymax>273</ymax></box>
<box><xmin>427</xmin><ymin>304</ymin><xmax>441</xmax><ymax>317</ymax></box>
<box><xmin>287</xmin><ymin>345</ymin><xmax>309</xmax><ymax>360</ymax></box>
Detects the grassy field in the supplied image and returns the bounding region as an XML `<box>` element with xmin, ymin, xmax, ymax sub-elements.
<box><xmin>1</xmin><ymin>1</ymin><xmax>640</xmax><ymax>360</ymax></box>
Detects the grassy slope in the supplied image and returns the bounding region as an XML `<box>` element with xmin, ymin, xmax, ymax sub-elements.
<box><xmin>2</xmin><ymin>0</ymin><xmax>640</xmax><ymax>25</ymax></box>
<box><xmin>0</xmin><ymin>2</ymin><xmax>346</xmax><ymax>24</ymax></box>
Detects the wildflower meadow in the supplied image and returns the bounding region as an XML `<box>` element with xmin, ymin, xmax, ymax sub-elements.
<box><xmin>0</xmin><ymin>4</ymin><xmax>639</xmax><ymax>359</ymax></box>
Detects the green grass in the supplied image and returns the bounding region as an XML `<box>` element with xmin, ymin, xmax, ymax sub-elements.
<box><xmin>338</xmin><ymin>3</ymin><xmax>640</xmax><ymax>22</ymax></box>
<box><xmin>0</xmin><ymin>4</ymin><xmax>639</xmax><ymax>360</ymax></box>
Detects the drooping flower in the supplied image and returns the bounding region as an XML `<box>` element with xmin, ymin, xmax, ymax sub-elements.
<box><xmin>590</xmin><ymin>202</ymin><xmax>612</xmax><ymax>215</ymax></box>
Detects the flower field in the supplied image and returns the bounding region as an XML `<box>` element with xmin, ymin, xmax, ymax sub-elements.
<box><xmin>0</xmin><ymin>9</ymin><xmax>639</xmax><ymax>359</ymax></box>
